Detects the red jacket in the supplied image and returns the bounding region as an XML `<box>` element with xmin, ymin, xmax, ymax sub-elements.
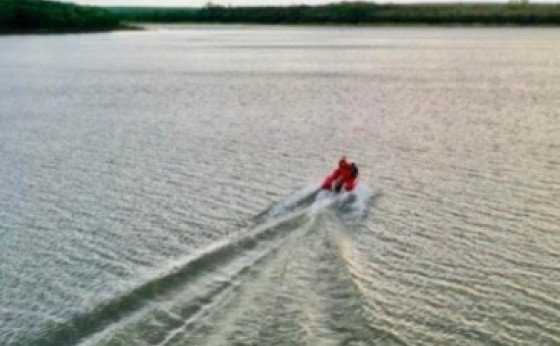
<box><xmin>322</xmin><ymin>159</ymin><xmax>357</xmax><ymax>192</ymax></box>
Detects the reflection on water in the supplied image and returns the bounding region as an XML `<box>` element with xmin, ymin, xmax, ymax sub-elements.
<box><xmin>0</xmin><ymin>27</ymin><xmax>559</xmax><ymax>346</ymax></box>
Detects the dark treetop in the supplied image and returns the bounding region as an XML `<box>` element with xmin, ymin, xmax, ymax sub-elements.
<box><xmin>0</xmin><ymin>0</ymin><xmax>123</xmax><ymax>34</ymax></box>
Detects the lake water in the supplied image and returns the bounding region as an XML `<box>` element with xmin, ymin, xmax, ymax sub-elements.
<box><xmin>1</xmin><ymin>26</ymin><xmax>559</xmax><ymax>346</ymax></box>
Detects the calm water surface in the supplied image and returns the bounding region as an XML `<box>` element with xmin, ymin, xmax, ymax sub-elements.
<box><xmin>1</xmin><ymin>26</ymin><xmax>559</xmax><ymax>346</ymax></box>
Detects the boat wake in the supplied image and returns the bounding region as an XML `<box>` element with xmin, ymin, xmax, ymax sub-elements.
<box><xmin>36</xmin><ymin>184</ymin><xmax>379</xmax><ymax>346</ymax></box>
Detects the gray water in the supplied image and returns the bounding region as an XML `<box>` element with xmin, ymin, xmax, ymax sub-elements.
<box><xmin>1</xmin><ymin>26</ymin><xmax>559</xmax><ymax>346</ymax></box>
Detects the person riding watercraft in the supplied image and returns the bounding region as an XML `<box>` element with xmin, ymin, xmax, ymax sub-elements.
<box><xmin>321</xmin><ymin>157</ymin><xmax>359</xmax><ymax>193</ymax></box>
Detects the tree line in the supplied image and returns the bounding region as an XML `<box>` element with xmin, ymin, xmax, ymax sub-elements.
<box><xmin>0</xmin><ymin>0</ymin><xmax>122</xmax><ymax>34</ymax></box>
<box><xmin>109</xmin><ymin>2</ymin><xmax>560</xmax><ymax>25</ymax></box>
<box><xmin>2</xmin><ymin>0</ymin><xmax>559</xmax><ymax>34</ymax></box>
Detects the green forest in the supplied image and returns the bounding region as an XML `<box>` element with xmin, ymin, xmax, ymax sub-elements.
<box><xmin>0</xmin><ymin>0</ymin><xmax>122</xmax><ymax>33</ymax></box>
<box><xmin>1</xmin><ymin>0</ymin><xmax>560</xmax><ymax>34</ymax></box>
<box><xmin>110</xmin><ymin>2</ymin><xmax>560</xmax><ymax>25</ymax></box>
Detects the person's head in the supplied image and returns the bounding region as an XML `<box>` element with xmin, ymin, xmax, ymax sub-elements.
<box><xmin>338</xmin><ymin>156</ymin><xmax>348</xmax><ymax>168</ymax></box>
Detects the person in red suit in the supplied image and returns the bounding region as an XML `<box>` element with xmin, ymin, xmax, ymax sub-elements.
<box><xmin>321</xmin><ymin>157</ymin><xmax>359</xmax><ymax>193</ymax></box>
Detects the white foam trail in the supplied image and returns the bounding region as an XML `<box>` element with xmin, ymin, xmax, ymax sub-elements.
<box><xmin>346</xmin><ymin>184</ymin><xmax>377</xmax><ymax>219</ymax></box>
<box><xmin>261</xmin><ymin>182</ymin><xmax>376</xmax><ymax>231</ymax></box>
<box><xmin>311</xmin><ymin>190</ymin><xmax>342</xmax><ymax>214</ymax></box>
<box><xmin>310</xmin><ymin>187</ymin><xmax>367</xmax><ymax>218</ymax></box>
<box><xmin>268</xmin><ymin>184</ymin><xmax>320</xmax><ymax>219</ymax></box>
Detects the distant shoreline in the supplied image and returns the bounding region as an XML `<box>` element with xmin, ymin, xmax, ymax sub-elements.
<box><xmin>0</xmin><ymin>25</ymin><xmax>141</xmax><ymax>36</ymax></box>
<box><xmin>137</xmin><ymin>22</ymin><xmax>560</xmax><ymax>28</ymax></box>
<box><xmin>2</xmin><ymin>1</ymin><xmax>560</xmax><ymax>36</ymax></box>
<box><xmin>108</xmin><ymin>3</ymin><xmax>560</xmax><ymax>27</ymax></box>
